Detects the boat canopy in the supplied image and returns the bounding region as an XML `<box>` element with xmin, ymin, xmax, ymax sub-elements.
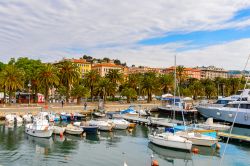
<box><xmin>161</xmin><ymin>97</ymin><xmax>181</xmax><ymax>102</ymax></box>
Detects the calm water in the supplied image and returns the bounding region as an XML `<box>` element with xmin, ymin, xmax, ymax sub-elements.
<box><xmin>0</xmin><ymin>124</ymin><xmax>250</xmax><ymax>166</ymax></box>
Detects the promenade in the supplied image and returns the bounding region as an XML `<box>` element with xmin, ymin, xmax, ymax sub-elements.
<box><xmin>0</xmin><ymin>101</ymin><xmax>160</xmax><ymax>119</ymax></box>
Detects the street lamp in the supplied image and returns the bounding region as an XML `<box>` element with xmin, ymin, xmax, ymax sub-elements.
<box><xmin>28</xmin><ymin>81</ymin><xmax>31</xmax><ymax>105</ymax></box>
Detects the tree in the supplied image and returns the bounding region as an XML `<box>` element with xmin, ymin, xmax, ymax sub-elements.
<box><xmin>71</xmin><ymin>84</ymin><xmax>89</xmax><ymax>105</ymax></box>
<box><xmin>141</xmin><ymin>72</ymin><xmax>158</xmax><ymax>103</ymax></box>
<box><xmin>201</xmin><ymin>79</ymin><xmax>216</xmax><ymax>99</ymax></box>
<box><xmin>0</xmin><ymin>65</ymin><xmax>24</xmax><ymax>104</ymax></box>
<box><xmin>106</xmin><ymin>69</ymin><xmax>123</xmax><ymax>84</ymax></box>
<box><xmin>189</xmin><ymin>80</ymin><xmax>203</xmax><ymax>100</ymax></box>
<box><xmin>158</xmin><ymin>74</ymin><xmax>173</xmax><ymax>94</ymax></box>
<box><xmin>38</xmin><ymin>64</ymin><xmax>59</xmax><ymax>105</ymax></box>
<box><xmin>57</xmin><ymin>61</ymin><xmax>80</xmax><ymax>102</ymax></box>
<box><xmin>98</xmin><ymin>77</ymin><xmax>110</xmax><ymax>103</ymax></box>
<box><xmin>176</xmin><ymin>65</ymin><xmax>187</xmax><ymax>87</ymax></box>
<box><xmin>121</xmin><ymin>87</ymin><xmax>137</xmax><ymax>103</ymax></box>
<box><xmin>84</xmin><ymin>70</ymin><xmax>100</xmax><ymax>101</ymax></box>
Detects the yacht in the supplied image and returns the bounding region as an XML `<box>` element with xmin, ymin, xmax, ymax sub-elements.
<box><xmin>196</xmin><ymin>100</ymin><xmax>250</xmax><ymax>126</ymax></box>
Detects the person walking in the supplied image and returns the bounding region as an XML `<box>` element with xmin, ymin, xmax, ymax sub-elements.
<box><xmin>84</xmin><ymin>102</ymin><xmax>87</xmax><ymax>110</ymax></box>
<box><xmin>61</xmin><ymin>100</ymin><xmax>64</xmax><ymax>108</ymax></box>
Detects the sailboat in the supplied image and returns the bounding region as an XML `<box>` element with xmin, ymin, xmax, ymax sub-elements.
<box><xmin>149</xmin><ymin>56</ymin><xmax>192</xmax><ymax>151</ymax></box>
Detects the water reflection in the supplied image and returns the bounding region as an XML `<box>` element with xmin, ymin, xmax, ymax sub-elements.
<box><xmin>148</xmin><ymin>142</ymin><xmax>192</xmax><ymax>161</ymax></box>
<box><xmin>26</xmin><ymin>135</ymin><xmax>53</xmax><ymax>155</ymax></box>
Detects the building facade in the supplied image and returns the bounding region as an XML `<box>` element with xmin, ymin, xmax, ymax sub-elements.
<box><xmin>197</xmin><ymin>66</ymin><xmax>228</xmax><ymax>79</ymax></box>
<box><xmin>165</xmin><ymin>66</ymin><xmax>201</xmax><ymax>80</ymax></box>
<box><xmin>128</xmin><ymin>66</ymin><xmax>165</xmax><ymax>75</ymax></box>
<box><xmin>64</xmin><ymin>58</ymin><xmax>91</xmax><ymax>77</ymax></box>
<box><xmin>92</xmin><ymin>62</ymin><xmax>124</xmax><ymax>77</ymax></box>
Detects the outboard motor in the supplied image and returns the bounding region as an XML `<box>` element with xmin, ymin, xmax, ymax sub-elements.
<box><xmin>14</xmin><ymin>117</ymin><xmax>17</xmax><ymax>125</ymax></box>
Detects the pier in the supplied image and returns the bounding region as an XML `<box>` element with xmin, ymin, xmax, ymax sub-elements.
<box><xmin>122</xmin><ymin>115</ymin><xmax>184</xmax><ymax>127</ymax></box>
<box><xmin>218</xmin><ymin>132</ymin><xmax>250</xmax><ymax>142</ymax></box>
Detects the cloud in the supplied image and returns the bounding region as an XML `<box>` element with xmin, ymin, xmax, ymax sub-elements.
<box><xmin>89</xmin><ymin>38</ymin><xmax>250</xmax><ymax>70</ymax></box>
<box><xmin>0</xmin><ymin>0</ymin><xmax>249</xmax><ymax>69</ymax></box>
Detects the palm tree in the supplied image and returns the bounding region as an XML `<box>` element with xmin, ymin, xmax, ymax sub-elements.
<box><xmin>38</xmin><ymin>64</ymin><xmax>59</xmax><ymax>105</ymax></box>
<box><xmin>158</xmin><ymin>74</ymin><xmax>173</xmax><ymax>94</ymax></box>
<box><xmin>0</xmin><ymin>65</ymin><xmax>24</xmax><ymax>104</ymax></box>
<box><xmin>176</xmin><ymin>65</ymin><xmax>187</xmax><ymax>87</ymax></box>
<box><xmin>71</xmin><ymin>84</ymin><xmax>89</xmax><ymax>105</ymax></box>
<box><xmin>98</xmin><ymin>77</ymin><xmax>110</xmax><ymax>103</ymax></box>
<box><xmin>121</xmin><ymin>87</ymin><xmax>137</xmax><ymax>103</ymax></box>
<box><xmin>201</xmin><ymin>79</ymin><xmax>216</xmax><ymax>99</ymax></box>
<box><xmin>189</xmin><ymin>80</ymin><xmax>203</xmax><ymax>100</ymax></box>
<box><xmin>57</xmin><ymin>61</ymin><xmax>80</xmax><ymax>102</ymax></box>
<box><xmin>141</xmin><ymin>72</ymin><xmax>158</xmax><ymax>103</ymax></box>
<box><xmin>106</xmin><ymin>69</ymin><xmax>123</xmax><ymax>84</ymax></box>
<box><xmin>84</xmin><ymin>70</ymin><xmax>100</xmax><ymax>101</ymax></box>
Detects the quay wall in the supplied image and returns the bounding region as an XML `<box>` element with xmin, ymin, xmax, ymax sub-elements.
<box><xmin>0</xmin><ymin>103</ymin><xmax>159</xmax><ymax>118</ymax></box>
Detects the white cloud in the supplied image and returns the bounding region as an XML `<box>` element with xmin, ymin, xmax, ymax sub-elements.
<box><xmin>88</xmin><ymin>38</ymin><xmax>250</xmax><ymax>70</ymax></box>
<box><xmin>0</xmin><ymin>0</ymin><xmax>250</xmax><ymax>69</ymax></box>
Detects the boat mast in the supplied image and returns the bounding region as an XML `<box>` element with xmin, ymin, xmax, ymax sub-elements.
<box><xmin>173</xmin><ymin>55</ymin><xmax>176</xmax><ymax>120</ymax></box>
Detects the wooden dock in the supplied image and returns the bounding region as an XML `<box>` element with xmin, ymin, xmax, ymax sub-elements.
<box><xmin>121</xmin><ymin>115</ymin><xmax>184</xmax><ymax>127</ymax></box>
<box><xmin>218</xmin><ymin>132</ymin><xmax>250</xmax><ymax>142</ymax></box>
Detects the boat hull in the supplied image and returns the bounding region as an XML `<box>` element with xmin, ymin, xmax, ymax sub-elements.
<box><xmin>196</xmin><ymin>106</ymin><xmax>250</xmax><ymax>126</ymax></box>
<box><xmin>148</xmin><ymin>134</ymin><xmax>192</xmax><ymax>151</ymax></box>
<box><xmin>25</xmin><ymin>127</ymin><xmax>53</xmax><ymax>138</ymax></box>
<box><xmin>65</xmin><ymin>129</ymin><xmax>83</xmax><ymax>135</ymax></box>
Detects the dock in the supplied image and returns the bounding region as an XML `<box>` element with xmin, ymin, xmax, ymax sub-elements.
<box><xmin>122</xmin><ymin>115</ymin><xmax>184</xmax><ymax>127</ymax></box>
<box><xmin>218</xmin><ymin>132</ymin><xmax>250</xmax><ymax>142</ymax></box>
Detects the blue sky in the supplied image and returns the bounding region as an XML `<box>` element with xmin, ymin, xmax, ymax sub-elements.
<box><xmin>0</xmin><ymin>1</ymin><xmax>250</xmax><ymax>69</ymax></box>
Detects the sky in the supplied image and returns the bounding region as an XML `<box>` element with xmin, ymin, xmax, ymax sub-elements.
<box><xmin>0</xmin><ymin>0</ymin><xmax>250</xmax><ymax>70</ymax></box>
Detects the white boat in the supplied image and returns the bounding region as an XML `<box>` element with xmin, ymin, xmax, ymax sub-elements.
<box><xmin>109</xmin><ymin>119</ymin><xmax>129</xmax><ymax>130</ymax></box>
<box><xmin>5</xmin><ymin>114</ymin><xmax>23</xmax><ymax>124</ymax></box>
<box><xmin>25</xmin><ymin>119</ymin><xmax>53</xmax><ymax>138</ymax></box>
<box><xmin>89</xmin><ymin>120</ymin><xmax>113</xmax><ymax>131</ymax></box>
<box><xmin>148</xmin><ymin>132</ymin><xmax>192</xmax><ymax>151</ymax></box>
<box><xmin>52</xmin><ymin>126</ymin><xmax>65</xmax><ymax>134</ymax></box>
<box><xmin>193</xmin><ymin>118</ymin><xmax>231</xmax><ymax>131</ymax></box>
<box><xmin>93</xmin><ymin>112</ymin><xmax>106</xmax><ymax>118</ymax></box>
<box><xmin>176</xmin><ymin>131</ymin><xmax>218</xmax><ymax>146</ymax></box>
<box><xmin>23</xmin><ymin>113</ymin><xmax>33</xmax><ymax>123</ymax></box>
<box><xmin>65</xmin><ymin>124</ymin><xmax>83</xmax><ymax>135</ymax></box>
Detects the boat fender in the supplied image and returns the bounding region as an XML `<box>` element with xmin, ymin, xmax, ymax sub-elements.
<box><xmin>60</xmin><ymin>132</ymin><xmax>63</xmax><ymax>138</ymax></box>
<box><xmin>244</xmin><ymin>113</ymin><xmax>248</xmax><ymax>121</ymax></box>
<box><xmin>216</xmin><ymin>143</ymin><xmax>221</xmax><ymax>149</ymax></box>
<box><xmin>192</xmin><ymin>148</ymin><xmax>199</xmax><ymax>154</ymax></box>
<box><xmin>151</xmin><ymin>160</ymin><xmax>159</xmax><ymax>166</ymax></box>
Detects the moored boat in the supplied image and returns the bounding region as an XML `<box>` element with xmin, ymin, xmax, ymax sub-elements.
<box><xmin>25</xmin><ymin>119</ymin><xmax>53</xmax><ymax>138</ymax></box>
<box><xmin>73</xmin><ymin>121</ymin><xmax>99</xmax><ymax>133</ymax></box>
<box><xmin>23</xmin><ymin>113</ymin><xmax>33</xmax><ymax>123</ymax></box>
<box><xmin>89</xmin><ymin>120</ymin><xmax>113</xmax><ymax>131</ymax></box>
<box><xmin>148</xmin><ymin>132</ymin><xmax>192</xmax><ymax>151</ymax></box>
<box><xmin>109</xmin><ymin>119</ymin><xmax>129</xmax><ymax>130</ymax></box>
<box><xmin>65</xmin><ymin>124</ymin><xmax>83</xmax><ymax>135</ymax></box>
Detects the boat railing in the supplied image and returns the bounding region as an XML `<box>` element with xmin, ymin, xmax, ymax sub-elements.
<box><xmin>196</xmin><ymin>103</ymin><xmax>225</xmax><ymax>108</ymax></box>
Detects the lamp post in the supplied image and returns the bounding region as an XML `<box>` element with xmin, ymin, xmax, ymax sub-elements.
<box><xmin>28</xmin><ymin>81</ymin><xmax>31</xmax><ymax>105</ymax></box>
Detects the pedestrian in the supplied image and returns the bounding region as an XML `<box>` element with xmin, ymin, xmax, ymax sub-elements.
<box><xmin>84</xmin><ymin>102</ymin><xmax>87</xmax><ymax>110</ymax></box>
<box><xmin>61</xmin><ymin>100</ymin><xmax>64</xmax><ymax>108</ymax></box>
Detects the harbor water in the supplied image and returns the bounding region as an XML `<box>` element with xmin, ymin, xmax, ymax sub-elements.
<box><xmin>0</xmin><ymin>123</ymin><xmax>249</xmax><ymax>166</ymax></box>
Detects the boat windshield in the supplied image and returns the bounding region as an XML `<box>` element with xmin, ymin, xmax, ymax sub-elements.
<box><xmin>224</xmin><ymin>103</ymin><xmax>250</xmax><ymax>109</ymax></box>
<box><xmin>215</xmin><ymin>100</ymin><xmax>231</xmax><ymax>105</ymax></box>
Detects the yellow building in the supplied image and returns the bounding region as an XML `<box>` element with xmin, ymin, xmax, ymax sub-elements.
<box><xmin>66</xmin><ymin>58</ymin><xmax>92</xmax><ymax>77</ymax></box>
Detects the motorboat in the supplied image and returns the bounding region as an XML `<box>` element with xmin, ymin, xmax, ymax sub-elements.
<box><xmin>148</xmin><ymin>132</ymin><xmax>192</xmax><ymax>151</ymax></box>
<box><xmin>23</xmin><ymin>113</ymin><xmax>33</xmax><ymax>123</ymax></box>
<box><xmin>65</xmin><ymin>124</ymin><xmax>83</xmax><ymax>135</ymax></box>
<box><xmin>175</xmin><ymin>131</ymin><xmax>219</xmax><ymax>146</ymax></box>
<box><xmin>192</xmin><ymin>118</ymin><xmax>231</xmax><ymax>131</ymax></box>
<box><xmin>51</xmin><ymin>126</ymin><xmax>65</xmax><ymax>134</ymax></box>
<box><xmin>196</xmin><ymin>100</ymin><xmax>250</xmax><ymax>126</ymax></box>
<box><xmin>60</xmin><ymin>112</ymin><xmax>71</xmax><ymax>121</ymax></box>
<box><xmin>73</xmin><ymin>112</ymin><xmax>86</xmax><ymax>121</ymax></box>
<box><xmin>73</xmin><ymin>121</ymin><xmax>99</xmax><ymax>133</ymax></box>
<box><xmin>89</xmin><ymin>120</ymin><xmax>113</xmax><ymax>131</ymax></box>
<box><xmin>93</xmin><ymin>112</ymin><xmax>106</xmax><ymax>118</ymax></box>
<box><xmin>5</xmin><ymin>114</ymin><xmax>23</xmax><ymax>124</ymax></box>
<box><xmin>120</xmin><ymin>106</ymin><xmax>138</xmax><ymax>116</ymax></box>
<box><xmin>25</xmin><ymin>119</ymin><xmax>53</xmax><ymax>138</ymax></box>
<box><xmin>108</xmin><ymin>119</ymin><xmax>129</xmax><ymax>130</ymax></box>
